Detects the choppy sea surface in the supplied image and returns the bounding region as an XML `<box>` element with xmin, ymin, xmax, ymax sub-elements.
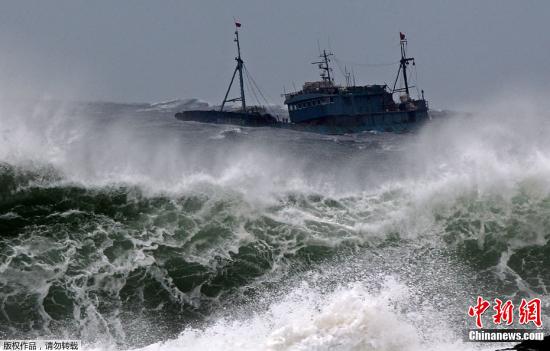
<box><xmin>0</xmin><ymin>97</ymin><xmax>548</xmax><ymax>350</ymax></box>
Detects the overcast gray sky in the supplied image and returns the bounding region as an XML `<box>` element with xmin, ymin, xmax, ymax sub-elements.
<box><xmin>0</xmin><ymin>0</ymin><xmax>548</xmax><ymax>109</ymax></box>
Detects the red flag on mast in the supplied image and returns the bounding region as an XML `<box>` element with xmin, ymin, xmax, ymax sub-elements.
<box><xmin>400</xmin><ymin>32</ymin><xmax>406</xmax><ymax>40</ymax></box>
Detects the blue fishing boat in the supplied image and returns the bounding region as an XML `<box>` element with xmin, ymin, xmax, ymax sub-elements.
<box><xmin>175</xmin><ymin>25</ymin><xmax>429</xmax><ymax>134</ymax></box>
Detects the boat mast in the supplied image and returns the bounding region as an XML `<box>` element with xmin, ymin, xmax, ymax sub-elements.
<box><xmin>392</xmin><ymin>32</ymin><xmax>415</xmax><ymax>96</ymax></box>
<box><xmin>313</xmin><ymin>50</ymin><xmax>334</xmax><ymax>84</ymax></box>
<box><xmin>235</xmin><ymin>28</ymin><xmax>246</xmax><ymax>112</ymax></box>
<box><xmin>220</xmin><ymin>22</ymin><xmax>247</xmax><ymax>112</ymax></box>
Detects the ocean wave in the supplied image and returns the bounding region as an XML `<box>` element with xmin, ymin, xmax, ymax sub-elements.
<box><xmin>1</xmin><ymin>95</ymin><xmax>550</xmax><ymax>348</ymax></box>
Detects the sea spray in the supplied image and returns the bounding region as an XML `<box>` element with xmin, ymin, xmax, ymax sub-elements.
<box><xmin>0</xmin><ymin>94</ymin><xmax>549</xmax><ymax>349</ymax></box>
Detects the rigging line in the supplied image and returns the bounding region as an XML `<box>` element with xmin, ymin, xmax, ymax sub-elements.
<box><xmin>245</xmin><ymin>65</ymin><xmax>270</xmax><ymax>106</ymax></box>
<box><xmin>333</xmin><ymin>58</ymin><xmax>347</xmax><ymax>84</ymax></box>
<box><xmin>244</xmin><ymin>65</ymin><xmax>282</xmax><ymax>117</ymax></box>
<box><xmin>246</xmin><ymin>68</ymin><xmax>270</xmax><ymax>112</ymax></box>
<box><xmin>243</xmin><ymin>65</ymin><xmax>263</xmax><ymax>107</ymax></box>
<box><xmin>244</xmin><ymin>64</ymin><xmax>273</xmax><ymax>109</ymax></box>
<box><xmin>333</xmin><ymin>56</ymin><xmax>399</xmax><ymax>68</ymax></box>
<box><xmin>243</xmin><ymin>66</ymin><xmax>262</xmax><ymax>108</ymax></box>
<box><xmin>414</xmin><ymin>64</ymin><xmax>421</xmax><ymax>97</ymax></box>
<box><xmin>241</xmin><ymin>65</ymin><xmax>256</xmax><ymax>107</ymax></box>
<box><xmin>333</xmin><ymin>56</ymin><xmax>354</xmax><ymax>85</ymax></box>
<box><xmin>392</xmin><ymin>64</ymin><xmax>401</xmax><ymax>92</ymax></box>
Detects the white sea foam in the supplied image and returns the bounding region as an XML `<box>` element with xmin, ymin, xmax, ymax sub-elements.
<box><xmin>123</xmin><ymin>279</ymin><xmax>474</xmax><ymax>351</ymax></box>
<box><xmin>2</xmin><ymin>93</ymin><xmax>550</xmax><ymax>350</ymax></box>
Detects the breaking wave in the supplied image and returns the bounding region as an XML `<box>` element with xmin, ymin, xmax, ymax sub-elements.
<box><xmin>0</xmin><ymin>94</ymin><xmax>549</xmax><ymax>349</ymax></box>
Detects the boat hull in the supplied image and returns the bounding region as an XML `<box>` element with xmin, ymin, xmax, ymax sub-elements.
<box><xmin>174</xmin><ymin>110</ymin><xmax>278</xmax><ymax>126</ymax></box>
<box><xmin>175</xmin><ymin>109</ymin><xmax>429</xmax><ymax>135</ymax></box>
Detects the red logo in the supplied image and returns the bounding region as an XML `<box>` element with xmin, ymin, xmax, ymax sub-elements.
<box><xmin>468</xmin><ymin>296</ymin><xmax>491</xmax><ymax>328</ymax></box>
<box><xmin>519</xmin><ymin>298</ymin><xmax>542</xmax><ymax>327</ymax></box>
<box><xmin>492</xmin><ymin>298</ymin><xmax>514</xmax><ymax>325</ymax></box>
<box><xmin>468</xmin><ymin>297</ymin><xmax>543</xmax><ymax>329</ymax></box>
